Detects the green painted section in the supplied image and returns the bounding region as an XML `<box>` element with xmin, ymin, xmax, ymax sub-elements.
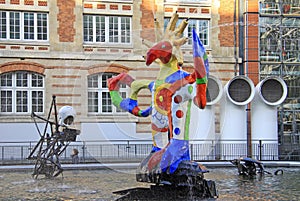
<box><xmin>196</xmin><ymin>77</ymin><xmax>207</xmax><ymax>84</ymax></box>
<box><xmin>109</xmin><ymin>91</ymin><xmax>122</xmax><ymax>107</ymax></box>
<box><xmin>188</xmin><ymin>85</ymin><xmax>193</xmax><ymax>94</ymax></box>
<box><xmin>184</xmin><ymin>100</ymin><xmax>192</xmax><ymax>140</ymax></box>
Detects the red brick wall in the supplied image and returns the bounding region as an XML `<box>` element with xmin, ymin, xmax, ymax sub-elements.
<box><xmin>97</xmin><ymin>4</ymin><xmax>106</xmax><ymax>9</ymax></box>
<box><xmin>38</xmin><ymin>0</ymin><xmax>47</xmax><ymax>6</ymax></box>
<box><xmin>246</xmin><ymin>0</ymin><xmax>259</xmax><ymax>84</ymax></box>
<box><xmin>140</xmin><ymin>0</ymin><xmax>156</xmax><ymax>42</ymax></box>
<box><xmin>10</xmin><ymin>0</ymin><xmax>19</xmax><ymax>4</ymax></box>
<box><xmin>88</xmin><ymin>64</ymin><xmax>132</xmax><ymax>75</ymax></box>
<box><xmin>110</xmin><ymin>4</ymin><xmax>118</xmax><ymax>10</ymax></box>
<box><xmin>0</xmin><ymin>62</ymin><xmax>45</xmax><ymax>74</ymax></box>
<box><xmin>57</xmin><ymin>0</ymin><xmax>76</xmax><ymax>42</ymax></box>
<box><xmin>218</xmin><ymin>0</ymin><xmax>237</xmax><ymax>47</ymax></box>
<box><xmin>24</xmin><ymin>0</ymin><xmax>33</xmax><ymax>5</ymax></box>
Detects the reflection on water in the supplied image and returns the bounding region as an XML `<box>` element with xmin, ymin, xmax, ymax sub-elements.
<box><xmin>0</xmin><ymin>167</ymin><xmax>299</xmax><ymax>200</ymax></box>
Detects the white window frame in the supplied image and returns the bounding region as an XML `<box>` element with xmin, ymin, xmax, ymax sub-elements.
<box><xmin>0</xmin><ymin>71</ymin><xmax>45</xmax><ymax>114</ymax></box>
<box><xmin>186</xmin><ymin>19</ymin><xmax>209</xmax><ymax>46</ymax></box>
<box><xmin>83</xmin><ymin>15</ymin><xmax>132</xmax><ymax>45</ymax></box>
<box><xmin>87</xmin><ymin>73</ymin><xmax>128</xmax><ymax>114</ymax></box>
<box><xmin>0</xmin><ymin>10</ymin><xmax>48</xmax><ymax>41</ymax></box>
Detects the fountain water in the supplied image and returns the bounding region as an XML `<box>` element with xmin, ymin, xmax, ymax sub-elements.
<box><xmin>0</xmin><ymin>167</ymin><xmax>299</xmax><ymax>200</ymax></box>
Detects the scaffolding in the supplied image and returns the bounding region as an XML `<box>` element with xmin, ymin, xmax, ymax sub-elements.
<box><xmin>259</xmin><ymin>0</ymin><xmax>300</xmax><ymax>157</ymax></box>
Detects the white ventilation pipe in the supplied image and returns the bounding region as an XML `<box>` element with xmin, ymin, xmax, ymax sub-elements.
<box><xmin>220</xmin><ymin>76</ymin><xmax>255</xmax><ymax>160</ymax></box>
<box><xmin>251</xmin><ymin>76</ymin><xmax>287</xmax><ymax>160</ymax></box>
<box><xmin>190</xmin><ymin>75</ymin><xmax>223</xmax><ymax>160</ymax></box>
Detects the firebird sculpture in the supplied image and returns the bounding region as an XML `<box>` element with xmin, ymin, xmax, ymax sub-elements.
<box><xmin>108</xmin><ymin>12</ymin><xmax>217</xmax><ymax>198</ymax></box>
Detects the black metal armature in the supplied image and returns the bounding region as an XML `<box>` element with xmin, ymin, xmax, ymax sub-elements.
<box><xmin>230</xmin><ymin>157</ymin><xmax>284</xmax><ymax>176</ymax></box>
<box><xmin>27</xmin><ymin>95</ymin><xmax>80</xmax><ymax>179</ymax></box>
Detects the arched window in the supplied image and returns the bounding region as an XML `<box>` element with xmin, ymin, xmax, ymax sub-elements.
<box><xmin>87</xmin><ymin>73</ymin><xmax>127</xmax><ymax>114</ymax></box>
<box><xmin>0</xmin><ymin>71</ymin><xmax>44</xmax><ymax>114</ymax></box>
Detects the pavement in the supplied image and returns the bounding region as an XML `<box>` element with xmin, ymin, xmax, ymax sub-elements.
<box><xmin>1</xmin><ymin>161</ymin><xmax>300</xmax><ymax>172</ymax></box>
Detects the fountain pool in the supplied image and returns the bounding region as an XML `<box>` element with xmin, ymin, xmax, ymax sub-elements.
<box><xmin>0</xmin><ymin>167</ymin><xmax>299</xmax><ymax>200</ymax></box>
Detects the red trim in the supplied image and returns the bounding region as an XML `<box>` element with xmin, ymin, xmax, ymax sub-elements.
<box><xmin>108</xmin><ymin>73</ymin><xmax>134</xmax><ymax>91</ymax></box>
<box><xmin>132</xmin><ymin>107</ymin><xmax>140</xmax><ymax>116</ymax></box>
<box><xmin>152</xmin><ymin>123</ymin><xmax>168</xmax><ymax>132</ymax></box>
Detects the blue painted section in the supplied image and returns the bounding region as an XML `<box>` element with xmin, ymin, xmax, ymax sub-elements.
<box><xmin>165</xmin><ymin>70</ymin><xmax>190</xmax><ymax>84</ymax></box>
<box><xmin>120</xmin><ymin>98</ymin><xmax>137</xmax><ymax>113</ymax></box>
<box><xmin>140</xmin><ymin>106</ymin><xmax>152</xmax><ymax>117</ymax></box>
<box><xmin>161</xmin><ymin>139</ymin><xmax>190</xmax><ymax>174</ymax></box>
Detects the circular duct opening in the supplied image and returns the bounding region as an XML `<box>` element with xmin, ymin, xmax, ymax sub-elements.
<box><xmin>226</xmin><ymin>76</ymin><xmax>255</xmax><ymax>105</ymax></box>
<box><xmin>258</xmin><ymin>77</ymin><xmax>287</xmax><ymax>106</ymax></box>
<box><xmin>261</xmin><ymin>79</ymin><xmax>283</xmax><ymax>103</ymax></box>
<box><xmin>206</xmin><ymin>76</ymin><xmax>222</xmax><ymax>105</ymax></box>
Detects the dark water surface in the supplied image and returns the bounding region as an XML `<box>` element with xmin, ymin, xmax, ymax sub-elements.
<box><xmin>206</xmin><ymin>167</ymin><xmax>300</xmax><ymax>201</ymax></box>
<box><xmin>0</xmin><ymin>167</ymin><xmax>299</xmax><ymax>200</ymax></box>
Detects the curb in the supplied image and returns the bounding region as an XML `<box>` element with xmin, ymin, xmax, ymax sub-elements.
<box><xmin>1</xmin><ymin>161</ymin><xmax>299</xmax><ymax>172</ymax></box>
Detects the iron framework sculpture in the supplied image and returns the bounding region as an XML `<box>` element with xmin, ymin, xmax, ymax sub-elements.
<box><xmin>27</xmin><ymin>95</ymin><xmax>80</xmax><ymax>179</ymax></box>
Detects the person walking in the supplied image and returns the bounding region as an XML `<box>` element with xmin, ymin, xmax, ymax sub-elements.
<box><xmin>71</xmin><ymin>148</ymin><xmax>79</xmax><ymax>164</ymax></box>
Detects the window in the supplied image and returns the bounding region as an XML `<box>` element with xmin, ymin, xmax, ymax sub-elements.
<box><xmin>83</xmin><ymin>15</ymin><xmax>131</xmax><ymax>44</ymax></box>
<box><xmin>0</xmin><ymin>10</ymin><xmax>48</xmax><ymax>41</ymax></box>
<box><xmin>164</xmin><ymin>18</ymin><xmax>209</xmax><ymax>46</ymax></box>
<box><xmin>0</xmin><ymin>71</ymin><xmax>44</xmax><ymax>114</ymax></box>
<box><xmin>260</xmin><ymin>1</ymin><xmax>300</xmax><ymax>15</ymax></box>
<box><xmin>87</xmin><ymin>73</ymin><xmax>128</xmax><ymax>114</ymax></box>
<box><xmin>186</xmin><ymin>19</ymin><xmax>209</xmax><ymax>46</ymax></box>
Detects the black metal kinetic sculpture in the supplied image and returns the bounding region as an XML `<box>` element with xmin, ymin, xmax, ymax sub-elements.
<box><xmin>230</xmin><ymin>157</ymin><xmax>284</xmax><ymax>176</ymax></box>
<box><xmin>27</xmin><ymin>95</ymin><xmax>80</xmax><ymax>179</ymax></box>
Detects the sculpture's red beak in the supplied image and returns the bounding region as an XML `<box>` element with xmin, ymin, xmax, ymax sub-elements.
<box><xmin>146</xmin><ymin>41</ymin><xmax>173</xmax><ymax>66</ymax></box>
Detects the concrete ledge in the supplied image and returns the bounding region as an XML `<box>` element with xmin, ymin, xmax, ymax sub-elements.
<box><xmin>261</xmin><ymin>161</ymin><xmax>300</xmax><ymax>167</ymax></box>
<box><xmin>200</xmin><ymin>161</ymin><xmax>233</xmax><ymax>167</ymax></box>
<box><xmin>200</xmin><ymin>161</ymin><xmax>300</xmax><ymax>168</ymax></box>
<box><xmin>0</xmin><ymin>161</ymin><xmax>299</xmax><ymax>172</ymax></box>
<box><xmin>0</xmin><ymin>163</ymin><xmax>140</xmax><ymax>172</ymax></box>
<box><xmin>62</xmin><ymin>163</ymin><xmax>140</xmax><ymax>170</ymax></box>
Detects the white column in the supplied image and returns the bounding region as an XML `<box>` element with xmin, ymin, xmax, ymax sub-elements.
<box><xmin>220</xmin><ymin>76</ymin><xmax>255</xmax><ymax>160</ymax></box>
<box><xmin>251</xmin><ymin>76</ymin><xmax>287</xmax><ymax>160</ymax></box>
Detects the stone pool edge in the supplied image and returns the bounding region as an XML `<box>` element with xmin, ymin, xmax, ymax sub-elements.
<box><xmin>0</xmin><ymin>161</ymin><xmax>299</xmax><ymax>172</ymax></box>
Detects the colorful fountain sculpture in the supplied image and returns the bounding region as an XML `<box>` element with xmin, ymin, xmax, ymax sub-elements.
<box><xmin>108</xmin><ymin>12</ymin><xmax>217</xmax><ymax>198</ymax></box>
